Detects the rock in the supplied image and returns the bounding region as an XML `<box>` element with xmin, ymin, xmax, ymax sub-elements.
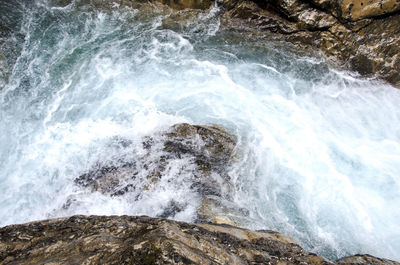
<box><xmin>49</xmin><ymin>0</ymin><xmax>213</xmax><ymax>10</ymax></box>
<box><xmin>73</xmin><ymin>123</ymin><xmax>238</xmax><ymax>221</ymax></box>
<box><xmin>0</xmin><ymin>215</ymin><xmax>398</xmax><ymax>265</ymax></box>
<box><xmin>221</xmin><ymin>0</ymin><xmax>400</xmax><ymax>87</ymax></box>
<box><xmin>311</xmin><ymin>0</ymin><xmax>400</xmax><ymax>21</ymax></box>
<box><xmin>153</xmin><ymin>0</ymin><xmax>213</xmax><ymax>10</ymax></box>
<box><xmin>337</xmin><ymin>254</ymin><xmax>400</xmax><ymax>265</ymax></box>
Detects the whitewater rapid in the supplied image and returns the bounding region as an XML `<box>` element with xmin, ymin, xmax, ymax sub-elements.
<box><xmin>0</xmin><ymin>0</ymin><xmax>399</xmax><ymax>261</ymax></box>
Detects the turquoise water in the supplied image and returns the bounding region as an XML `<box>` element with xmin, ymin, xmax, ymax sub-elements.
<box><xmin>1</xmin><ymin>0</ymin><xmax>400</xmax><ymax>261</ymax></box>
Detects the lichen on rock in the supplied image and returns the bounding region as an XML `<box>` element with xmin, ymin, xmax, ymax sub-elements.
<box><xmin>1</xmin><ymin>215</ymin><xmax>399</xmax><ymax>265</ymax></box>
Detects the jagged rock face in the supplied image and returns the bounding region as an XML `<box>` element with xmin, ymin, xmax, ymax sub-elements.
<box><xmin>222</xmin><ymin>0</ymin><xmax>400</xmax><ymax>87</ymax></box>
<box><xmin>0</xmin><ymin>215</ymin><xmax>399</xmax><ymax>265</ymax></box>
<box><xmin>311</xmin><ymin>0</ymin><xmax>400</xmax><ymax>21</ymax></box>
<box><xmin>73</xmin><ymin>123</ymin><xmax>241</xmax><ymax>222</ymax></box>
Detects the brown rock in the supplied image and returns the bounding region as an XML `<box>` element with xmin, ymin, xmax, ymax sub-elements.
<box><xmin>73</xmin><ymin>123</ymin><xmax>237</xmax><ymax>220</ymax></box>
<box><xmin>337</xmin><ymin>254</ymin><xmax>400</xmax><ymax>265</ymax></box>
<box><xmin>1</xmin><ymin>215</ymin><xmax>398</xmax><ymax>265</ymax></box>
<box><xmin>222</xmin><ymin>0</ymin><xmax>400</xmax><ymax>86</ymax></box>
<box><xmin>153</xmin><ymin>0</ymin><xmax>213</xmax><ymax>10</ymax></box>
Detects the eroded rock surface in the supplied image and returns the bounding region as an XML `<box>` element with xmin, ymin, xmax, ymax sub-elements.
<box><xmin>73</xmin><ymin>123</ymin><xmax>241</xmax><ymax>223</ymax></box>
<box><xmin>0</xmin><ymin>215</ymin><xmax>399</xmax><ymax>265</ymax></box>
<box><xmin>337</xmin><ymin>254</ymin><xmax>400</xmax><ymax>265</ymax></box>
<box><xmin>221</xmin><ymin>0</ymin><xmax>400</xmax><ymax>86</ymax></box>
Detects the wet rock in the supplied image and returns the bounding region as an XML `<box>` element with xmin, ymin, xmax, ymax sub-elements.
<box><xmin>311</xmin><ymin>0</ymin><xmax>400</xmax><ymax>21</ymax></box>
<box><xmin>154</xmin><ymin>0</ymin><xmax>213</xmax><ymax>10</ymax></box>
<box><xmin>73</xmin><ymin>123</ymin><xmax>237</xmax><ymax>221</ymax></box>
<box><xmin>197</xmin><ymin>195</ymin><xmax>250</xmax><ymax>225</ymax></box>
<box><xmin>337</xmin><ymin>254</ymin><xmax>400</xmax><ymax>265</ymax></box>
<box><xmin>50</xmin><ymin>0</ymin><xmax>213</xmax><ymax>10</ymax></box>
<box><xmin>221</xmin><ymin>0</ymin><xmax>400</xmax><ymax>86</ymax></box>
<box><xmin>1</xmin><ymin>215</ymin><xmax>398</xmax><ymax>265</ymax></box>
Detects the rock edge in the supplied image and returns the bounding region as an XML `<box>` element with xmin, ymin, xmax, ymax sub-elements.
<box><xmin>1</xmin><ymin>215</ymin><xmax>399</xmax><ymax>265</ymax></box>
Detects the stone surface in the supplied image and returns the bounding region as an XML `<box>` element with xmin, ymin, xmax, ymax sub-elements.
<box><xmin>0</xmin><ymin>215</ymin><xmax>399</xmax><ymax>265</ymax></box>
<box><xmin>313</xmin><ymin>0</ymin><xmax>400</xmax><ymax>21</ymax></box>
<box><xmin>337</xmin><ymin>254</ymin><xmax>400</xmax><ymax>265</ymax></box>
<box><xmin>73</xmin><ymin>123</ymin><xmax>239</xmax><ymax>221</ymax></box>
<box><xmin>221</xmin><ymin>0</ymin><xmax>400</xmax><ymax>87</ymax></box>
<box><xmin>75</xmin><ymin>123</ymin><xmax>236</xmax><ymax>196</ymax></box>
<box><xmin>49</xmin><ymin>0</ymin><xmax>213</xmax><ymax>10</ymax></box>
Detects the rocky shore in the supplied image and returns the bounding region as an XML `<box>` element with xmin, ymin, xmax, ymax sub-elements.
<box><xmin>219</xmin><ymin>0</ymin><xmax>400</xmax><ymax>86</ymax></box>
<box><xmin>1</xmin><ymin>0</ymin><xmax>399</xmax><ymax>89</ymax></box>
<box><xmin>1</xmin><ymin>215</ymin><xmax>399</xmax><ymax>265</ymax></box>
<box><xmin>1</xmin><ymin>123</ymin><xmax>399</xmax><ymax>264</ymax></box>
<box><xmin>159</xmin><ymin>0</ymin><xmax>400</xmax><ymax>86</ymax></box>
<box><xmin>155</xmin><ymin>0</ymin><xmax>400</xmax><ymax>86</ymax></box>
<box><xmin>1</xmin><ymin>0</ymin><xmax>400</xmax><ymax>263</ymax></box>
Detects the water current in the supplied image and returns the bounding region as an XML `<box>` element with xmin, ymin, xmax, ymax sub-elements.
<box><xmin>0</xmin><ymin>0</ymin><xmax>399</xmax><ymax>261</ymax></box>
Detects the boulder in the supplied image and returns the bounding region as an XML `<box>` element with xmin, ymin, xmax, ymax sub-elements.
<box><xmin>1</xmin><ymin>215</ymin><xmax>399</xmax><ymax>265</ymax></box>
<box><xmin>73</xmin><ymin>123</ymin><xmax>239</xmax><ymax>221</ymax></box>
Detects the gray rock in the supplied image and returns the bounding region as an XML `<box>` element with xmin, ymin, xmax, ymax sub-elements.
<box><xmin>0</xmin><ymin>215</ymin><xmax>398</xmax><ymax>265</ymax></box>
<box><xmin>74</xmin><ymin>123</ymin><xmax>238</xmax><ymax>220</ymax></box>
<box><xmin>221</xmin><ymin>0</ymin><xmax>400</xmax><ymax>87</ymax></box>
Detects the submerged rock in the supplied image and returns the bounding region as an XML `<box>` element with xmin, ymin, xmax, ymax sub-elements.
<box><xmin>73</xmin><ymin>123</ymin><xmax>240</xmax><ymax>222</ymax></box>
<box><xmin>0</xmin><ymin>215</ymin><xmax>398</xmax><ymax>265</ymax></box>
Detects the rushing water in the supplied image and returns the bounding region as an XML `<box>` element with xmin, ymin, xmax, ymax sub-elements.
<box><xmin>1</xmin><ymin>0</ymin><xmax>400</xmax><ymax>261</ymax></box>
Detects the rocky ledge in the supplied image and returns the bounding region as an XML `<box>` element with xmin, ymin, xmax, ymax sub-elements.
<box><xmin>155</xmin><ymin>0</ymin><xmax>400</xmax><ymax>86</ymax></box>
<box><xmin>219</xmin><ymin>0</ymin><xmax>400</xmax><ymax>86</ymax></box>
<box><xmin>1</xmin><ymin>123</ymin><xmax>399</xmax><ymax>264</ymax></box>
<box><xmin>1</xmin><ymin>215</ymin><xmax>399</xmax><ymax>265</ymax></box>
<box><xmin>2</xmin><ymin>0</ymin><xmax>399</xmax><ymax>89</ymax></box>
<box><xmin>59</xmin><ymin>0</ymin><xmax>398</xmax><ymax>86</ymax></box>
<box><xmin>137</xmin><ymin>0</ymin><xmax>400</xmax><ymax>86</ymax></box>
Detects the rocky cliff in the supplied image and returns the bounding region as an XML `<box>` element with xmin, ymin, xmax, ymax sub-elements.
<box><xmin>1</xmin><ymin>0</ymin><xmax>399</xmax><ymax>88</ymax></box>
<box><xmin>219</xmin><ymin>0</ymin><xmax>400</xmax><ymax>86</ymax></box>
<box><xmin>1</xmin><ymin>215</ymin><xmax>400</xmax><ymax>265</ymax></box>
<box><xmin>141</xmin><ymin>0</ymin><xmax>400</xmax><ymax>86</ymax></box>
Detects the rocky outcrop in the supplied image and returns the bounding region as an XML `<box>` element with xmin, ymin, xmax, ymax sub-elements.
<box><xmin>221</xmin><ymin>0</ymin><xmax>400</xmax><ymax>86</ymax></box>
<box><xmin>310</xmin><ymin>0</ymin><xmax>400</xmax><ymax>21</ymax></box>
<box><xmin>0</xmin><ymin>215</ymin><xmax>399</xmax><ymax>265</ymax></box>
<box><xmin>73</xmin><ymin>123</ymin><xmax>243</xmax><ymax>224</ymax></box>
<box><xmin>9</xmin><ymin>0</ymin><xmax>400</xmax><ymax>87</ymax></box>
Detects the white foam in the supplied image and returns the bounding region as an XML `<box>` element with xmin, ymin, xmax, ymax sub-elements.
<box><xmin>0</xmin><ymin>0</ymin><xmax>399</xmax><ymax>262</ymax></box>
